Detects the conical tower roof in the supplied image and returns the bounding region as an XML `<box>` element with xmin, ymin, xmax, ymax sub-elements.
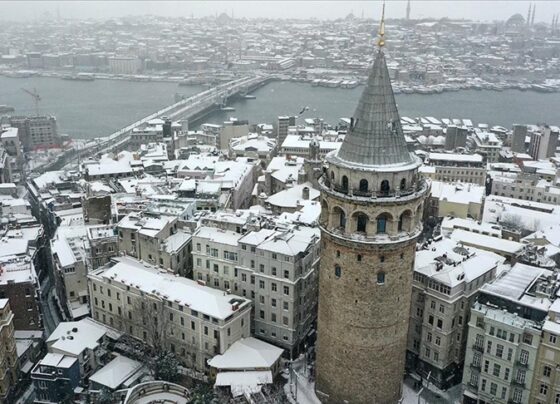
<box><xmin>336</xmin><ymin>48</ymin><xmax>416</xmax><ymax>168</ymax></box>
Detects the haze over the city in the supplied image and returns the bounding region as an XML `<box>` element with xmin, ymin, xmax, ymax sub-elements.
<box><xmin>2</xmin><ymin>0</ymin><xmax>560</xmax><ymax>22</ymax></box>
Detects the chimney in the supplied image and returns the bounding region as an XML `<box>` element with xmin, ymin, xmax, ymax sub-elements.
<box><xmin>302</xmin><ymin>186</ymin><xmax>310</xmax><ymax>200</ymax></box>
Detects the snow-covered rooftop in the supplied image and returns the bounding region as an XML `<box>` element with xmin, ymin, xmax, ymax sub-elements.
<box><xmin>91</xmin><ymin>257</ymin><xmax>250</xmax><ymax>320</ymax></box>
<box><xmin>208</xmin><ymin>337</ymin><xmax>283</xmax><ymax>370</ymax></box>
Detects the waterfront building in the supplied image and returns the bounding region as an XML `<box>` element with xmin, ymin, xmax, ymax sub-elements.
<box><xmin>425</xmin><ymin>152</ymin><xmax>486</xmax><ymax>185</ymax></box>
<box><xmin>529</xmin><ymin>126</ymin><xmax>559</xmax><ymax>161</ymax></box>
<box><xmin>462</xmin><ymin>263</ymin><xmax>557</xmax><ymax>404</ymax></box>
<box><xmin>107</xmin><ymin>56</ymin><xmax>142</xmax><ymax>74</ymax></box>
<box><xmin>512</xmin><ymin>124</ymin><xmax>528</xmax><ymax>153</ymax></box>
<box><xmin>191</xmin><ymin>223</ymin><xmax>320</xmax><ymax>355</ymax></box>
<box><xmin>445</xmin><ymin>125</ymin><xmax>468</xmax><ymax>151</ymax></box>
<box><xmin>276</xmin><ymin>116</ymin><xmax>296</xmax><ymax>147</ymax></box>
<box><xmin>88</xmin><ymin>256</ymin><xmax>252</xmax><ymax>372</ymax></box>
<box><xmin>315</xmin><ymin>13</ymin><xmax>429</xmax><ymax>403</ymax></box>
<box><xmin>0</xmin><ymin>299</ymin><xmax>19</xmax><ymax>403</ymax></box>
<box><xmin>8</xmin><ymin>115</ymin><xmax>60</xmax><ymax>151</ymax></box>
<box><xmin>407</xmin><ymin>238</ymin><xmax>505</xmax><ymax>389</ymax></box>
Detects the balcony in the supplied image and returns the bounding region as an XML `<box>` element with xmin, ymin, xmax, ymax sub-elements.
<box><xmin>514</xmin><ymin>360</ymin><xmax>528</xmax><ymax>368</ymax></box>
<box><xmin>511</xmin><ymin>379</ymin><xmax>525</xmax><ymax>388</ymax></box>
<box><xmin>470</xmin><ymin>362</ymin><xmax>481</xmax><ymax>371</ymax></box>
<box><xmin>472</xmin><ymin>344</ymin><xmax>484</xmax><ymax>353</ymax></box>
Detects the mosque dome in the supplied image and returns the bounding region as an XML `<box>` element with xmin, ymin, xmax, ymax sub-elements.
<box><xmin>506</xmin><ymin>13</ymin><xmax>525</xmax><ymax>26</ymax></box>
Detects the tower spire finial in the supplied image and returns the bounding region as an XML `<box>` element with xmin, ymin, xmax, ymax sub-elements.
<box><xmin>378</xmin><ymin>1</ymin><xmax>386</xmax><ymax>47</ymax></box>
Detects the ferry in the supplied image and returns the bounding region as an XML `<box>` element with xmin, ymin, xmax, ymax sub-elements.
<box><xmin>0</xmin><ymin>105</ymin><xmax>15</xmax><ymax>113</ymax></box>
<box><xmin>62</xmin><ymin>73</ymin><xmax>95</xmax><ymax>81</ymax></box>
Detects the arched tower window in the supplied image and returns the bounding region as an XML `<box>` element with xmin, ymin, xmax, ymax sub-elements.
<box><xmin>380</xmin><ymin>180</ymin><xmax>390</xmax><ymax>195</ymax></box>
<box><xmin>376</xmin><ymin>213</ymin><xmax>390</xmax><ymax>234</ymax></box>
<box><xmin>398</xmin><ymin>210</ymin><xmax>412</xmax><ymax>232</ymax></box>
<box><xmin>356</xmin><ymin>213</ymin><xmax>368</xmax><ymax>233</ymax></box>
<box><xmin>342</xmin><ymin>176</ymin><xmax>349</xmax><ymax>192</ymax></box>
<box><xmin>400</xmin><ymin>178</ymin><xmax>406</xmax><ymax>190</ymax></box>
<box><xmin>335</xmin><ymin>265</ymin><xmax>341</xmax><ymax>278</ymax></box>
<box><xmin>359</xmin><ymin>179</ymin><xmax>368</xmax><ymax>193</ymax></box>
<box><xmin>330</xmin><ymin>171</ymin><xmax>335</xmax><ymax>181</ymax></box>
<box><xmin>377</xmin><ymin>271</ymin><xmax>386</xmax><ymax>285</ymax></box>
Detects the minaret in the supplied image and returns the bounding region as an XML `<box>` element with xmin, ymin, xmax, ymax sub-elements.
<box><xmin>315</xmin><ymin>4</ymin><xmax>429</xmax><ymax>404</ymax></box>
<box><xmin>532</xmin><ymin>3</ymin><xmax>536</xmax><ymax>25</ymax></box>
<box><xmin>527</xmin><ymin>3</ymin><xmax>532</xmax><ymax>25</ymax></box>
<box><xmin>406</xmin><ymin>0</ymin><xmax>411</xmax><ymax>20</ymax></box>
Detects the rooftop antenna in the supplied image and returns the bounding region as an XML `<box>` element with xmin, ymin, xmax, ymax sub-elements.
<box><xmin>377</xmin><ymin>1</ymin><xmax>386</xmax><ymax>48</ymax></box>
<box><xmin>531</xmin><ymin>3</ymin><xmax>536</xmax><ymax>25</ymax></box>
<box><xmin>21</xmin><ymin>88</ymin><xmax>41</xmax><ymax>116</ymax></box>
<box><xmin>527</xmin><ymin>3</ymin><xmax>532</xmax><ymax>25</ymax></box>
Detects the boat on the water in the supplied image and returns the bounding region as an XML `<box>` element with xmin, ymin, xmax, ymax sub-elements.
<box><xmin>243</xmin><ymin>94</ymin><xmax>256</xmax><ymax>99</ymax></box>
<box><xmin>220</xmin><ymin>106</ymin><xmax>235</xmax><ymax>111</ymax></box>
<box><xmin>62</xmin><ymin>73</ymin><xmax>95</xmax><ymax>81</ymax></box>
<box><xmin>0</xmin><ymin>105</ymin><xmax>15</xmax><ymax>113</ymax></box>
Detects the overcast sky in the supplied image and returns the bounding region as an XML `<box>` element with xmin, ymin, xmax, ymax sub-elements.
<box><xmin>2</xmin><ymin>1</ymin><xmax>559</xmax><ymax>23</ymax></box>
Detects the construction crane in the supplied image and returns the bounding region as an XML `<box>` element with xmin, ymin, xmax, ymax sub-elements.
<box><xmin>21</xmin><ymin>87</ymin><xmax>41</xmax><ymax>116</ymax></box>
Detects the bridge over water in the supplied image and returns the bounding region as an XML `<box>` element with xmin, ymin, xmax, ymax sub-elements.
<box><xmin>35</xmin><ymin>75</ymin><xmax>271</xmax><ymax>173</ymax></box>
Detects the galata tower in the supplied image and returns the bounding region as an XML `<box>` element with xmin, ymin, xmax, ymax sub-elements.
<box><xmin>315</xmin><ymin>6</ymin><xmax>429</xmax><ymax>404</ymax></box>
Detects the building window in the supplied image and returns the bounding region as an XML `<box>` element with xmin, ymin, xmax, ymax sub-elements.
<box><xmin>493</xmin><ymin>363</ymin><xmax>501</xmax><ymax>377</ymax></box>
<box><xmin>544</xmin><ymin>365</ymin><xmax>552</xmax><ymax>378</ymax></box>
<box><xmin>359</xmin><ymin>179</ymin><xmax>368</xmax><ymax>193</ymax></box>
<box><xmin>400</xmin><ymin>178</ymin><xmax>406</xmax><ymax>190</ymax></box>
<box><xmin>540</xmin><ymin>384</ymin><xmax>549</xmax><ymax>396</ymax></box>
<box><xmin>335</xmin><ymin>265</ymin><xmax>341</xmax><ymax>278</ymax></box>
<box><xmin>357</xmin><ymin>254</ymin><xmax>362</xmax><ymax>262</ymax></box>
<box><xmin>376</xmin><ymin>214</ymin><xmax>389</xmax><ymax>234</ymax></box>
<box><xmin>341</xmin><ymin>175</ymin><xmax>348</xmax><ymax>192</ymax></box>
<box><xmin>356</xmin><ymin>213</ymin><xmax>368</xmax><ymax>233</ymax></box>
<box><xmin>377</xmin><ymin>271</ymin><xmax>385</xmax><ymax>285</ymax></box>
<box><xmin>519</xmin><ymin>349</ymin><xmax>529</xmax><ymax>365</ymax></box>
<box><xmin>380</xmin><ymin>179</ymin><xmax>390</xmax><ymax>195</ymax></box>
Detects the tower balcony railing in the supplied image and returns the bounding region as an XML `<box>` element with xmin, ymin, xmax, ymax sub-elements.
<box><xmin>322</xmin><ymin>178</ymin><xmax>429</xmax><ymax>202</ymax></box>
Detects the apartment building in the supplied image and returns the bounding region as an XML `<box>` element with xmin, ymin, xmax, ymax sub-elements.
<box><xmin>462</xmin><ymin>263</ymin><xmax>558</xmax><ymax>404</ymax></box>
<box><xmin>192</xmin><ymin>224</ymin><xmax>320</xmax><ymax>356</ymax></box>
<box><xmin>470</xmin><ymin>130</ymin><xmax>503</xmax><ymax>163</ymax></box>
<box><xmin>88</xmin><ymin>256</ymin><xmax>252</xmax><ymax>372</ymax></box>
<box><xmin>117</xmin><ymin>212</ymin><xmax>191</xmax><ymax>275</ymax></box>
<box><xmin>407</xmin><ymin>237</ymin><xmax>505</xmax><ymax>388</ymax></box>
<box><xmin>87</xmin><ymin>225</ymin><xmax>118</xmax><ymax>270</ymax></box>
<box><xmin>0</xmin><ymin>251</ymin><xmax>41</xmax><ymax>330</ymax></box>
<box><xmin>426</xmin><ymin>152</ymin><xmax>486</xmax><ymax>185</ymax></box>
<box><xmin>530</xmin><ymin>300</ymin><xmax>560</xmax><ymax>404</ymax></box>
<box><xmin>0</xmin><ymin>299</ymin><xmax>18</xmax><ymax>402</ymax></box>
<box><xmin>529</xmin><ymin>126</ymin><xmax>559</xmax><ymax>161</ymax></box>
<box><xmin>51</xmin><ymin>226</ymin><xmax>90</xmax><ymax>320</ymax></box>
<box><xmin>9</xmin><ymin>115</ymin><xmax>60</xmax><ymax>151</ymax></box>
<box><xmin>491</xmin><ymin>173</ymin><xmax>560</xmax><ymax>205</ymax></box>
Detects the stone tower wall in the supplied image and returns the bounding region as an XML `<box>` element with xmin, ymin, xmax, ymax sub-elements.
<box><xmin>316</xmin><ymin>180</ymin><xmax>428</xmax><ymax>403</ymax></box>
<box><xmin>316</xmin><ymin>233</ymin><xmax>417</xmax><ymax>403</ymax></box>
